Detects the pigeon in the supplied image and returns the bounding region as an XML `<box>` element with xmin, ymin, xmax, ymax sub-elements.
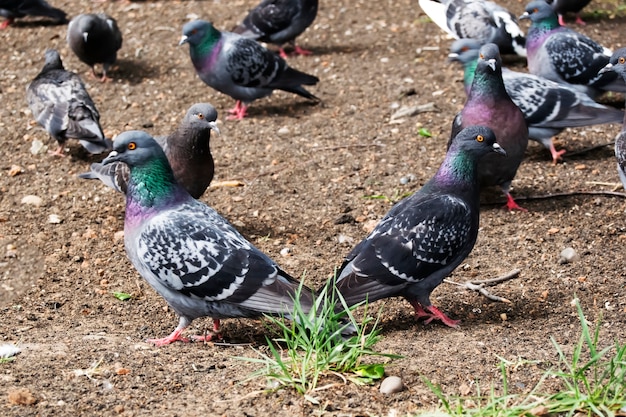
<box><xmin>0</xmin><ymin>0</ymin><xmax>67</xmax><ymax>29</ymax></box>
<box><xmin>26</xmin><ymin>49</ymin><xmax>110</xmax><ymax>156</ymax></box>
<box><xmin>545</xmin><ymin>0</ymin><xmax>591</xmax><ymax>25</ymax></box>
<box><xmin>328</xmin><ymin>126</ymin><xmax>506</xmax><ymax>328</ymax></box>
<box><xmin>418</xmin><ymin>0</ymin><xmax>526</xmax><ymax>56</ymax></box>
<box><xmin>450</xmin><ymin>43</ymin><xmax>529</xmax><ymax>211</ymax></box>
<box><xmin>599</xmin><ymin>48</ymin><xmax>626</xmax><ymax>190</ymax></box>
<box><xmin>449</xmin><ymin>38</ymin><xmax>624</xmax><ymax>164</ymax></box>
<box><xmin>179</xmin><ymin>19</ymin><xmax>319</xmax><ymax>120</ymax></box>
<box><xmin>232</xmin><ymin>0</ymin><xmax>318</xmax><ymax>59</ymax></box>
<box><xmin>102</xmin><ymin>130</ymin><xmax>315</xmax><ymax>346</ymax></box>
<box><xmin>520</xmin><ymin>0</ymin><xmax>626</xmax><ymax>99</ymax></box>
<box><xmin>79</xmin><ymin>103</ymin><xmax>220</xmax><ymax>198</ymax></box>
<box><xmin>67</xmin><ymin>13</ymin><xmax>123</xmax><ymax>82</ymax></box>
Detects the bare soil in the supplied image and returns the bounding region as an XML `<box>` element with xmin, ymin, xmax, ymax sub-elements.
<box><xmin>1</xmin><ymin>0</ymin><xmax>625</xmax><ymax>416</ymax></box>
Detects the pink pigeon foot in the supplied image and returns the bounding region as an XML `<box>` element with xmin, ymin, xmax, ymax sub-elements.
<box><xmin>190</xmin><ymin>319</ymin><xmax>222</xmax><ymax>342</ymax></box>
<box><xmin>558</xmin><ymin>14</ymin><xmax>567</xmax><ymax>26</ymax></box>
<box><xmin>549</xmin><ymin>141</ymin><xmax>567</xmax><ymax>165</ymax></box>
<box><xmin>279</xmin><ymin>45</ymin><xmax>313</xmax><ymax>58</ymax></box>
<box><xmin>504</xmin><ymin>193</ymin><xmax>527</xmax><ymax>212</ymax></box>
<box><xmin>574</xmin><ymin>14</ymin><xmax>586</xmax><ymax>25</ymax></box>
<box><xmin>147</xmin><ymin>327</ymin><xmax>190</xmax><ymax>347</ymax></box>
<box><xmin>409</xmin><ymin>300</ymin><xmax>460</xmax><ymax>328</ymax></box>
<box><xmin>226</xmin><ymin>101</ymin><xmax>248</xmax><ymax>120</ymax></box>
<box><xmin>48</xmin><ymin>144</ymin><xmax>67</xmax><ymax>157</ymax></box>
<box><xmin>0</xmin><ymin>18</ymin><xmax>13</xmax><ymax>29</ymax></box>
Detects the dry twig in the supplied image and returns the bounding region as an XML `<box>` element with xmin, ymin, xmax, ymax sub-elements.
<box><xmin>445</xmin><ymin>269</ymin><xmax>521</xmax><ymax>303</ymax></box>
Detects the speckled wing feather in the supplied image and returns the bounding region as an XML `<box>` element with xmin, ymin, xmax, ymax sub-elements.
<box><xmin>236</xmin><ymin>0</ymin><xmax>297</xmax><ymax>38</ymax></box>
<box><xmin>336</xmin><ymin>194</ymin><xmax>473</xmax><ymax>305</ymax></box>
<box><xmin>78</xmin><ymin>162</ymin><xmax>128</xmax><ymax>193</ymax></box>
<box><xmin>226</xmin><ymin>37</ymin><xmax>283</xmax><ymax>87</ymax></box>
<box><xmin>135</xmin><ymin>201</ymin><xmax>302</xmax><ymax>314</ymax></box>
<box><xmin>544</xmin><ymin>33</ymin><xmax>613</xmax><ymax>86</ymax></box>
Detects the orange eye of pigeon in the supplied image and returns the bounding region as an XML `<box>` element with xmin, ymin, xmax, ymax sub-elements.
<box><xmin>128</xmin><ymin>142</ymin><xmax>137</xmax><ymax>150</ymax></box>
<box><xmin>619</xmin><ymin>57</ymin><xmax>626</xmax><ymax>64</ymax></box>
<box><xmin>479</xmin><ymin>53</ymin><xmax>484</xmax><ymax>59</ymax></box>
<box><xmin>476</xmin><ymin>135</ymin><xmax>484</xmax><ymax>142</ymax></box>
<box><xmin>197</xmin><ymin>113</ymin><xmax>205</xmax><ymax>119</ymax></box>
<box><xmin>533</xmin><ymin>7</ymin><xmax>538</xmax><ymax>13</ymax></box>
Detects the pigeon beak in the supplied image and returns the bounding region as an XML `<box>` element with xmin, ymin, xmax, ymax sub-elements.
<box><xmin>448</xmin><ymin>52</ymin><xmax>460</xmax><ymax>62</ymax></box>
<box><xmin>102</xmin><ymin>150</ymin><xmax>120</xmax><ymax>165</ymax></box>
<box><xmin>492</xmin><ymin>143</ymin><xmax>506</xmax><ymax>156</ymax></box>
<box><xmin>486</xmin><ymin>58</ymin><xmax>496</xmax><ymax>71</ymax></box>
<box><xmin>179</xmin><ymin>35</ymin><xmax>189</xmax><ymax>46</ymax></box>
<box><xmin>519</xmin><ymin>11</ymin><xmax>530</xmax><ymax>20</ymax></box>
<box><xmin>208</xmin><ymin>121</ymin><xmax>220</xmax><ymax>135</ymax></box>
<box><xmin>598</xmin><ymin>63</ymin><xmax>613</xmax><ymax>75</ymax></box>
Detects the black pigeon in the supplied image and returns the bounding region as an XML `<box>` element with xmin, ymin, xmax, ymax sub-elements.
<box><xmin>450</xmin><ymin>43</ymin><xmax>529</xmax><ymax>210</ymax></box>
<box><xmin>0</xmin><ymin>0</ymin><xmax>67</xmax><ymax>29</ymax></box>
<box><xmin>545</xmin><ymin>0</ymin><xmax>591</xmax><ymax>25</ymax></box>
<box><xmin>103</xmin><ymin>130</ymin><xmax>314</xmax><ymax>346</ymax></box>
<box><xmin>329</xmin><ymin>126</ymin><xmax>506</xmax><ymax>328</ymax></box>
<box><xmin>520</xmin><ymin>0</ymin><xmax>625</xmax><ymax>99</ymax></box>
<box><xmin>233</xmin><ymin>0</ymin><xmax>318</xmax><ymax>58</ymax></box>
<box><xmin>79</xmin><ymin>103</ymin><xmax>220</xmax><ymax>199</ymax></box>
<box><xmin>67</xmin><ymin>13</ymin><xmax>123</xmax><ymax>82</ymax></box>
<box><xmin>26</xmin><ymin>49</ymin><xmax>110</xmax><ymax>156</ymax></box>
<box><xmin>599</xmin><ymin>48</ymin><xmax>626</xmax><ymax>190</ymax></box>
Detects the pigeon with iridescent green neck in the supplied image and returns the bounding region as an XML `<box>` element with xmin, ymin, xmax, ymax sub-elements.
<box><xmin>449</xmin><ymin>39</ymin><xmax>624</xmax><ymax>164</ymax></box>
<box><xmin>103</xmin><ymin>130</ymin><xmax>314</xmax><ymax>346</ymax></box>
<box><xmin>450</xmin><ymin>43</ymin><xmax>528</xmax><ymax>210</ymax></box>
<box><xmin>179</xmin><ymin>19</ymin><xmax>319</xmax><ymax>120</ymax></box>
<box><xmin>328</xmin><ymin>125</ymin><xmax>505</xmax><ymax>328</ymax></box>
<box><xmin>79</xmin><ymin>103</ymin><xmax>219</xmax><ymax>199</ymax></box>
<box><xmin>599</xmin><ymin>48</ymin><xmax>626</xmax><ymax>190</ymax></box>
<box><xmin>520</xmin><ymin>0</ymin><xmax>625</xmax><ymax>99</ymax></box>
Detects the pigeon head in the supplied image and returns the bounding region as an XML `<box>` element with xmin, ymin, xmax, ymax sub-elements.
<box><xmin>184</xmin><ymin>103</ymin><xmax>220</xmax><ymax>134</ymax></box>
<box><xmin>42</xmin><ymin>49</ymin><xmax>64</xmax><ymax>71</ymax></box>
<box><xmin>599</xmin><ymin>48</ymin><xmax>626</xmax><ymax>78</ymax></box>
<box><xmin>179</xmin><ymin>19</ymin><xmax>221</xmax><ymax>47</ymax></box>
<box><xmin>103</xmin><ymin>131</ymin><xmax>169</xmax><ymax>169</ymax></box>
<box><xmin>520</xmin><ymin>1</ymin><xmax>558</xmax><ymax>24</ymax></box>
<box><xmin>476</xmin><ymin>43</ymin><xmax>502</xmax><ymax>73</ymax></box>
<box><xmin>449</xmin><ymin>125</ymin><xmax>506</xmax><ymax>157</ymax></box>
<box><xmin>448</xmin><ymin>39</ymin><xmax>481</xmax><ymax>64</ymax></box>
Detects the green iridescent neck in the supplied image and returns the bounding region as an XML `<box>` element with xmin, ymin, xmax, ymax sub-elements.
<box><xmin>126</xmin><ymin>158</ymin><xmax>179</xmax><ymax>208</ymax></box>
<box><xmin>434</xmin><ymin>146</ymin><xmax>477</xmax><ymax>187</ymax></box>
<box><xmin>193</xmin><ymin>24</ymin><xmax>222</xmax><ymax>58</ymax></box>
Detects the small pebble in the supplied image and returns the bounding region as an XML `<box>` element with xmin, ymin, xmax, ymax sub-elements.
<box><xmin>379</xmin><ymin>375</ymin><xmax>404</xmax><ymax>394</ymax></box>
<box><xmin>21</xmin><ymin>195</ymin><xmax>43</xmax><ymax>207</ymax></box>
<box><xmin>48</xmin><ymin>214</ymin><xmax>62</xmax><ymax>224</ymax></box>
<box><xmin>279</xmin><ymin>247</ymin><xmax>291</xmax><ymax>257</ymax></box>
<box><xmin>277</xmin><ymin>127</ymin><xmax>290</xmax><ymax>136</ymax></box>
<box><xmin>559</xmin><ymin>247</ymin><xmax>579</xmax><ymax>264</ymax></box>
<box><xmin>30</xmin><ymin>139</ymin><xmax>46</xmax><ymax>155</ymax></box>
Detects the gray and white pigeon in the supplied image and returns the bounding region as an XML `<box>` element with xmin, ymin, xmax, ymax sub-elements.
<box><xmin>545</xmin><ymin>0</ymin><xmax>591</xmax><ymax>25</ymax></box>
<box><xmin>232</xmin><ymin>0</ymin><xmax>318</xmax><ymax>59</ymax></box>
<box><xmin>449</xmin><ymin>38</ymin><xmax>624</xmax><ymax>164</ymax></box>
<box><xmin>79</xmin><ymin>103</ymin><xmax>220</xmax><ymax>199</ymax></box>
<box><xmin>599</xmin><ymin>48</ymin><xmax>626</xmax><ymax>190</ymax></box>
<box><xmin>102</xmin><ymin>130</ymin><xmax>315</xmax><ymax>346</ymax></box>
<box><xmin>328</xmin><ymin>126</ymin><xmax>505</xmax><ymax>328</ymax></box>
<box><xmin>520</xmin><ymin>0</ymin><xmax>626</xmax><ymax>99</ymax></box>
<box><xmin>26</xmin><ymin>49</ymin><xmax>110</xmax><ymax>156</ymax></box>
<box><xmin>418</xmin><ymin>0</ymin><xmax>526</xmax><ymax>56</ymax></box>
<box><xmin>179</xmin><ymin>19</ymin><xmax>319</xmax><ymax>120</ymax></box>
<box><xmin>450</xmin><ymin>43</ymin><xmax>529</xmax><ymax>210</ymax></box>
<box><xmin>67</xmin><ymin>13</ymin><xmax>122</xmax><ymax>82</ymax></box>
<box><xmin>0</xmin><ymin>0</ymin><xmax>67</xmax><ymax>29</ymax></box>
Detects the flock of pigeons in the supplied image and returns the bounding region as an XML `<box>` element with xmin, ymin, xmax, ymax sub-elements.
<box><xmin>4</xmin><ymin>0</ymin><xmax>626</xmax><ymax>345</ymax></box>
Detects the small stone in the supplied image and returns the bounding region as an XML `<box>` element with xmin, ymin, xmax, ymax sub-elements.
<box><xmin>7</xmin><ymin>388</ymin><xmax>37</xmax><ymax>405</ymax></box>
<box><xmin>21</xmin><ymin>195</ymin><xmax>43</xmax><ymax>207</ymax></box>
<box><xmin>500</xmin><ymin>313</ymin><xmax>507</xmax><ymax>321</ymax></box>
<box><xmin>559</xmin><ymin>247</ymin><xmax>579</xmax><ymax>264</ymax></box>
<box><xmin>48</xmin><ymin>214</ymin><xmax>62</xmax><ymax>224</ymax></box>
<box><xmin>114</xmin><ymin>231</ymin><xmax>125</xmax><ymax>241</ymax></box>
<box><xmin>280</xmin><ymin>247</ymin><xmax>291</xmax><ymax>257</ymax></box>
<box><xmin>277</xmin><ymin>127</ymin><xmax>290</xmax><ymax>136</ymax></box>
<box><xmin>380</xmin><ymin>376</ymin><xmax>404</xmax><ymax>394</ymax></box>
<box><xmin>30</xmin><ymin>139</ymin><xmax>47</xmax><ymax>155</ymax></box>
<box><xmin>8</xmin><ymin>165</ymin><xmax>23</xmax><ymax>177</ymax></box>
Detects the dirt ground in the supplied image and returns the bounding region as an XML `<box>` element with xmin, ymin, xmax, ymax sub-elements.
<box><xmin>1</xmin><ymin>0</ymin><xmax>625</xmax><ymax>415</ymax></box>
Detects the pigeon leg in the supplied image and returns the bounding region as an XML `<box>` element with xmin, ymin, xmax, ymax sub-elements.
<box><xmin>409</xmin><ymin>299</ymin><xmax>460</xmax><ymax>328</ymax></box>
<box><xmin>549</xmin><ymin>140</ymin><xmax>566</xmax><ymax>165</ymax></box>
<box><xmin>0</xmin><ymin>18</ymin><xmax>13</xmax><ymax>29</ymax></box>
<box><xmin>190</xmin><ymin>319</ymin><xmax>222</xmax><ymax>342</ymax></box>
<box><xmin>574</xmin><ymin>14</ymin><xmax>586</xmax><ymax>25</ymax></box>
<box><xmin>292</xmin><ymin>45</ymin><xmax>313</xmax><ymax>56</ymax></box>
<box><xmin>226</xmin><ymin>101</ymin><xmax>248</xmax><ymax>120</ymax></box>
<box><xmin>278</xmin><ymin>48</ymin><xmax>289</xmax><ymax>59</ymax></box>
<box><xmin>48</xmin><ymin>144</ymin><xmax>67</xmax><ymax>157</ymax></box>
<box><xmin>558</xmin><ymin>14</ymin><xmax>567</xmax><ymax>26</ymax></box>
<box><xmin>146</xmin><ymin>327</ymin><xmax>190</xmax><ymax>346</ymax></box>
<box><xmin>503</xmin><ymin>193</ymin><xmax>527</xmax><ymax>212</ymax></box>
